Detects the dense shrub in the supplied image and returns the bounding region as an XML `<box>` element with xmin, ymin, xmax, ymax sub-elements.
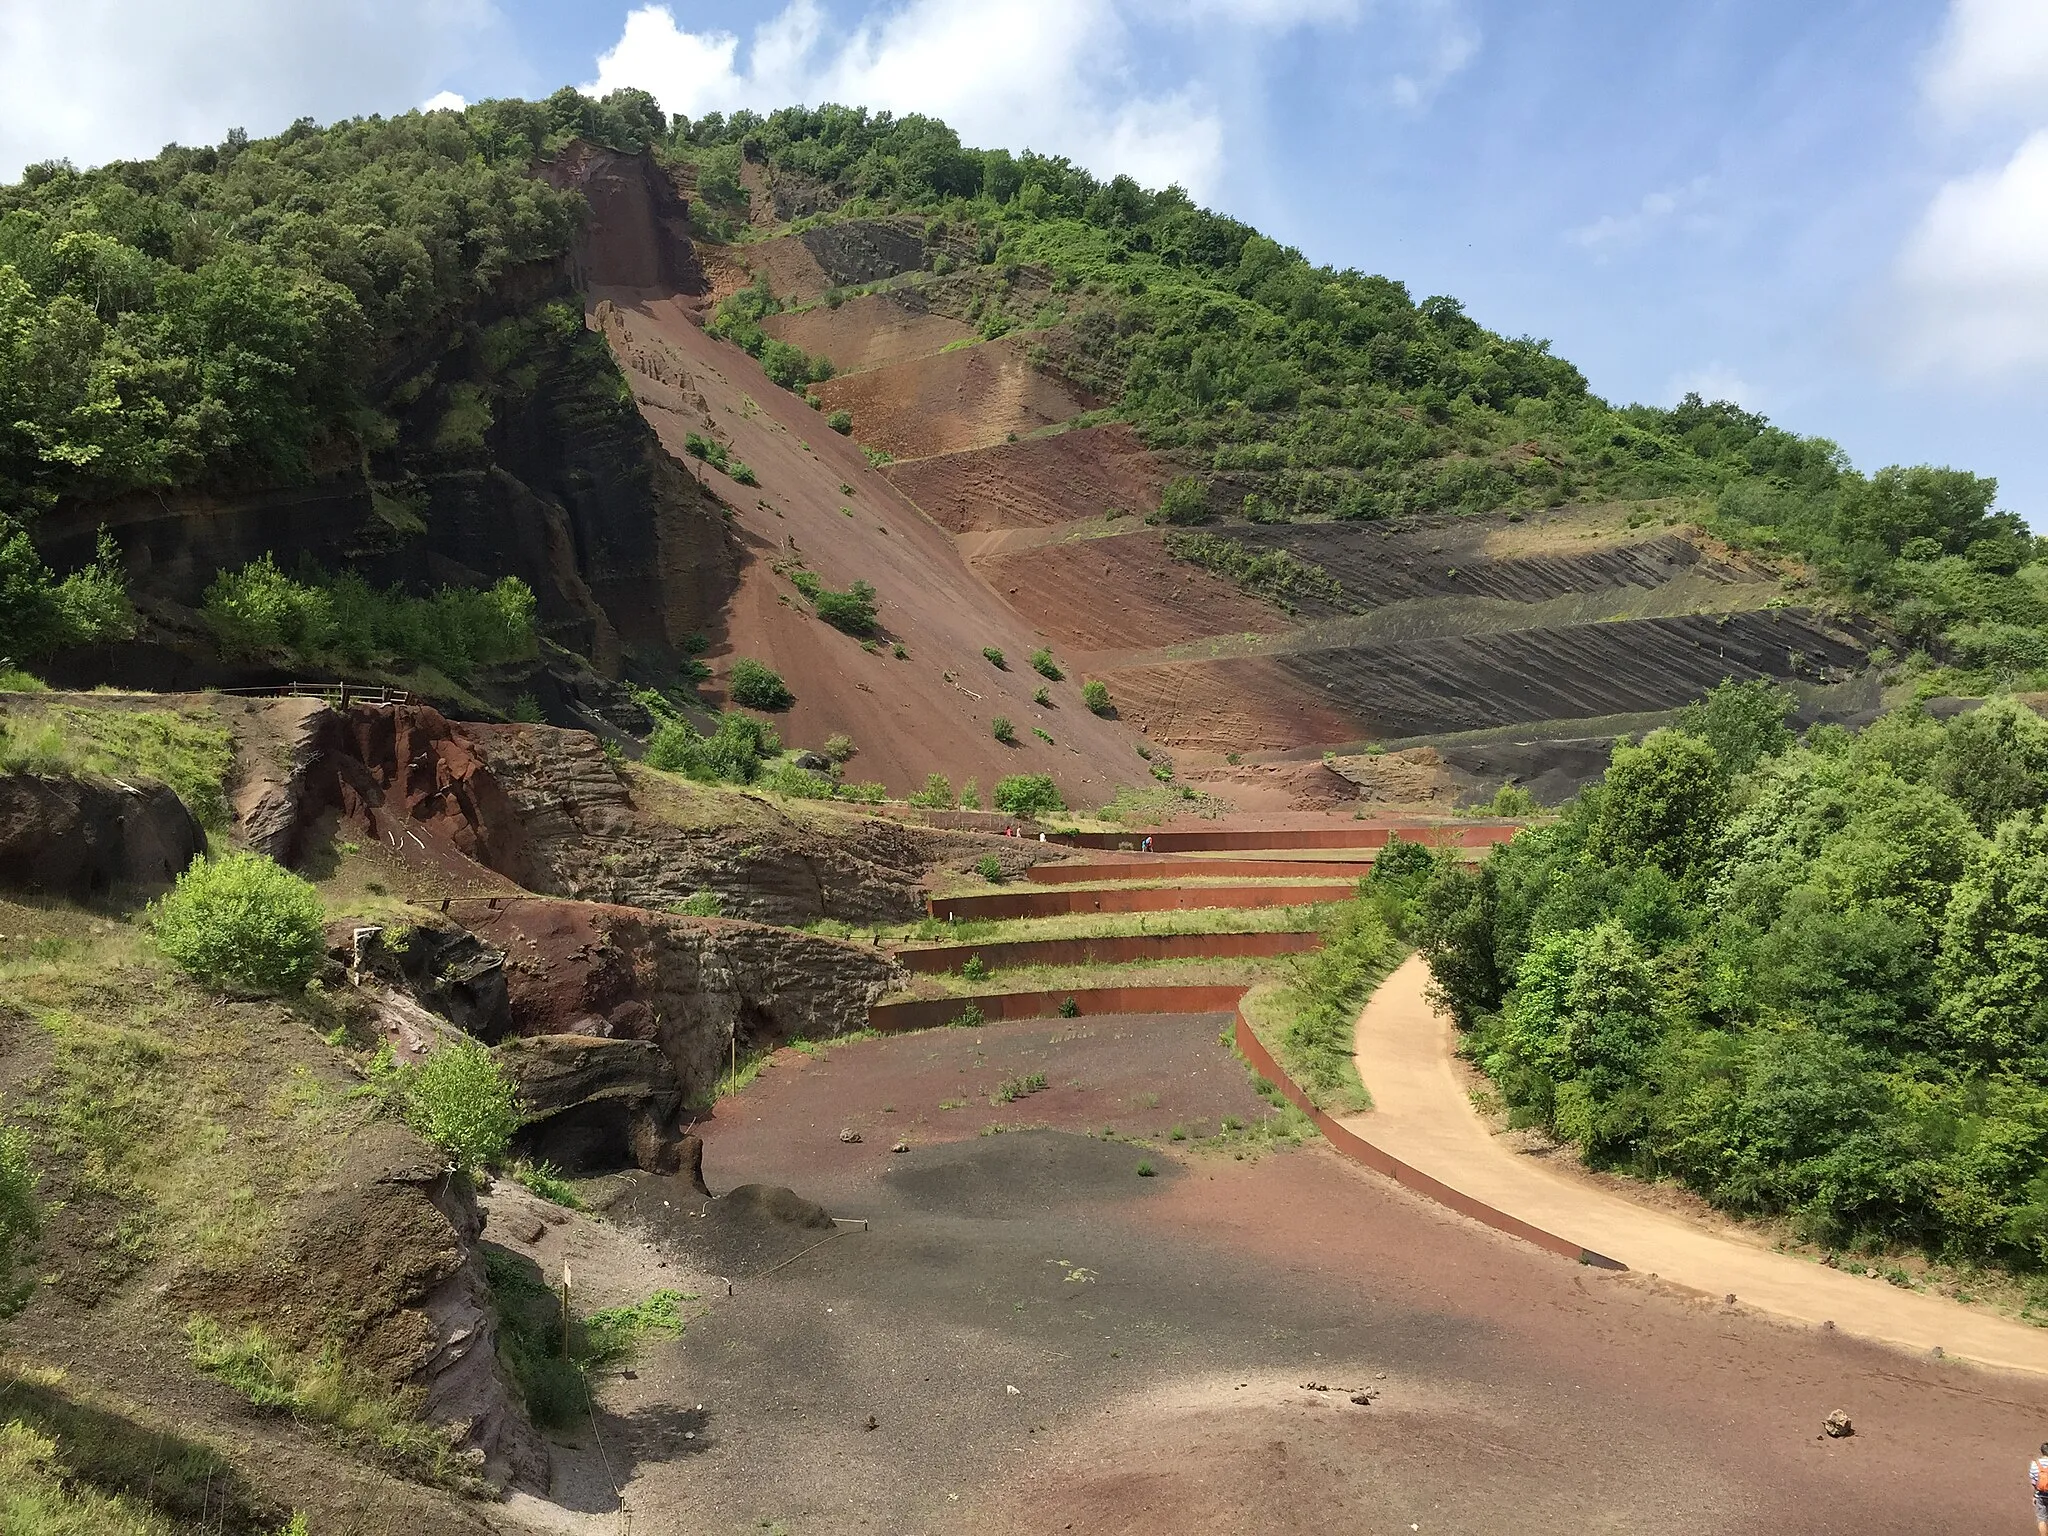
<box><xmin>1028</xmin><ymin>648</ymin><xmax>1063</xmax><ymax>681</ymax></box>
<box><xmin>1410</xmin><ymin>685</ymin><xmax>2048</xmax><ymax>1270</ymax></box>
<box><xmin>1152</xmin><ymin>475</ymin><xmax>1210</xmax><ymax>525</ymax></box>
<box><xmin>908</xmin><ymin>771</ymin><xmax>953</xmax><ymax>808</ymax></box>
<box><xmin>645</xmin><ymin>711</ymin><xmax>780</xmax><ymax>783</ymax></box>
<box><xmin>402</xmin><ymin>1040</ymin><xmax>520</xmax><ymax>1177</ymax></box>
<box><xmin>203</xmin><ymin>556</ymin><xmax>536</xmax><ymax>682</ymax></box>
<box><xmin>1082</xmin><ymin>680</ymin><xmax>1113</xmax><ymax>715</ymax></box>
<box><xmin>151</xmin><ymin>852</ymin><xmax>325</xmax><ymax>992</ymax></box>
<box><xmin>827</xmin><ymin>410</ymin><xmax>853</xmax><ymax>435</ymax></box>
<box><xmin>993</xmin><ymin>773</ymin><xmax>1064</xmax><ymax>818</ymax></box>
<box><xmin>981</xmin><ymin>646</ymin><xmax>1006</xmax><ymax>669</ymax></box>
<box><xmin>990</xmin><ymin>716</ymin><xmax>1016</xmax><ymax>744</ymax></box>
<box><xmin>0</xmin><ymin>528</ymin><xmax>134</xmax><ymax>658</ymax></box>
<box><xmin>812</xmin><ymin>579</ymin><xmax>878</xmax><ymax>636</ymax></box>
<box><xmin>727</xmin><ymin>658</ymin><xmax>793</xmax><ymax>710</ymax></box>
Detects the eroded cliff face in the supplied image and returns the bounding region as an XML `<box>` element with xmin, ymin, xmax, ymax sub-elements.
<box><xmin>456</xmin><ymin>897</ymin><xmax>900</xmax><ymax>1102</ymax></box>
<box><xmin>35</xmin><ymin>145</ymin><xmax>736</xmax><ymax>692</ymax></box>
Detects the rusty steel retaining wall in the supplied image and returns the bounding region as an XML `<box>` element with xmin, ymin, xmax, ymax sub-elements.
<box><xmin>929</xmin><ymin>883</ymin><xmax>1357</xmax><ymax>921</ymax></box>
<box><xmin>1050</xmin><ymin>824</ymin><xmax>1519</xmax><ymax>853</ymax></box>
<box><xmin>1231</xmin><ymin>1013</ymin><xmax>1626</xmax><ymax>1271</ymax></box>
<box><xmin>897</xmin><ymin>929</ymin><xmax>1324</xmax><ymax>975</ymax></box>
<box><xmin>868</xmin><ymin>984</ymin><xmax>1247</xmax><ymax>1033</ymax></box>
<box><xmin>1027</xmin><ymin>858</ymin><xmax>1377</xmax><ymax>884</ymax></box>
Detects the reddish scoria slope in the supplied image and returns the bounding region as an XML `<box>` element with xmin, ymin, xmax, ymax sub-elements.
<box><xmin>589</xmin><ymin>289</ymin><xmax>1149</xmax><ymax>803</ymax></box>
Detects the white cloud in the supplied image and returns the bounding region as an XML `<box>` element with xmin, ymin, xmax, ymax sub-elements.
<box><xmin>1390</xmin><ymin>2</ymin><xmax>1479</xmax><ymax>110</ymax></box>
<box><xmin>422</xmin><ymin>90</ymin><xmax>469</xmax><ymax>113</ymax></box>
<box><xmin>1568</xmin><ymin>177</ymin><xmax>1712</xmax><ymax>256</ymax></box>
<box><xmin>1895</xmin><ymin>128</ymin><xmax>2048</xmax><ymax>374</ymax></box>
<box><xmin>0</xmin><ymin>0</ymin><xmax>501</xmax><ymax>179</ymax></box>
<box><xmin>1925</xmin><ymin>0</ymin><xmax>2048</xmax><ymax>124</ymax></box>
<box><xmin>584</xmin><ymin>0</ymin><xmax>1423</xmax><ymax>199</ymax></box>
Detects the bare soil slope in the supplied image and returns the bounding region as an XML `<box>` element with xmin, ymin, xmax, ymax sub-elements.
<box><xmin>807</xmin><ymin>338</ymin><xmax>1095</xmax><ymax>462</ymax></box>
<box><xmin>591</xmin><ymin>292</ymin><xmax>1144</xmax><ymax>800</ymax></box>
<box><xmin>884</xmin><ymin>422</ymin><xmax>1175</xmax><ymax>533</ymax></box>
<box><xmin>759</xmin><ymin>291</ymin><xmax>973</xmax><ymax>375</ymax></box>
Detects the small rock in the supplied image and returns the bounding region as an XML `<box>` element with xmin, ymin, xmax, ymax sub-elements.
<box><xmin>1007</xmin><ymin>1384</ymin><xmax>1020</xmax><ymax>1395</ymax></box>
<box><xmin>508</xmin><ymin>1215</ymin><xmax>546</xmax><ymax>1245</ymax></box>
<box><xmin>1725</xmin><ymin>1293</ymin><xmax>1737</xmax><ymax>1304</ymax></box>
<box><xmin>1929</xmin><ymin>1345</ymin><xmax>1944</xmax><ymax>1359</ymax></box>
<box><xmin>1350</xmin><ymin>1392</ymin><xmax>1374</xmax><ymax>1406</ymax></box>
<box><xmin>1303</xmin><ymin>1382</ymin><xmax>1328</xmax><ymax>1393</ymax></box>
<box><xmin>1822</xmin><ymin>1320</ymin><xmax>1836</xmax><ymax>1331</ymax></box>
<box><xmin>839</xmin><ymin>1129</ymin><xmax>862</xmax><ymax>1144</ymax></box>
<box><xmin>1823</xmin><ymin>1410</ymin><xmax>1854</xmax><ymax>1439</ymax></box>
<box><xmin>865</xmin><ymin>1415</ymin><xmax>879</xmax><ymax>1431</ymax></box>
<box><xmin>892</xmin><ymin>1140</ymin><xmax>909</xmax><ymax>1153</ymax></box>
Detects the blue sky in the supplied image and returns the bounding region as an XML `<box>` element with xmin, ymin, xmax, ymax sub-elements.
<box><xmin>3</xmin><ymin>0</ymin><xmax>2043</xmax><ymax>519</ymax></box>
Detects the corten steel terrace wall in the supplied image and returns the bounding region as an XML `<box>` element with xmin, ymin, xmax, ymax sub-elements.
<box><xmin>869</xmin><ymin>984</ymin><xmax>1247</xmax><ymax>1033</ymax></box>
<box><xmin>1231</xmin><ymin>1012</ymin><xmax>1626</xmax><ymax>1271</ymax></box>
<box><xmin>897</xmin><ymin>929</ymin><xmax>1324</xmax><ymax>975</ymax></box>
<box><xmin>1027</xmin><ymin>858</ymin><xmax>1377</xmax><ymax>884</ymax></box>
<box><xmin>929</xmin><ymin>883</ymin><xmax>1358</xmax><ymax>921</ymax></box>
<box><xmin>1050</xmin><ymin>825</ymin><xmax>1519</xmax><ymax>853</ymax></box>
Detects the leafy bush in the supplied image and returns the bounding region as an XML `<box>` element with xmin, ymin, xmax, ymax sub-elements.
<box><xmin>994</xmin><ymin>773</ymin><xmax>1065</xmax><ymax>818</ymax></box>
<box><xmin>0</xmin><ymin>527</ymin><xmax>135</xmax><ymax>658</ymax></box>
<box><xmin>975</xmin><ymin>855</ymin><xmax>1004</xmax><ymax>882</ymax></box>
<box><xmin>991</xmin><ymin>716</ymin><xmax>1016</xmax><ymax>744</ymax></box>
<box><xmin>1029</xmin><ymin>649</ymin><xmax>1063</xmax><ymax>680</ymax></box>
<box><xmin>1033</xmin><ymin>686</ymin><xmax>1052</xmax><ymax>707</ymax></box>
<box><xmin>202</xmin><ymin>556</ymin><xmax>537</xmax><ymax>683</ymax></box>
<box><xmin>958</xmin><ymin>778</ymin><xmax>982</xmax><ymax>810</ymax></box>
<box><xmin>1082</xmin><ymin>680</ymin><xmax>1113</xmax><ymax>715</ymax></box>
<box><xmin>757</xmin><ymin>758</ymin><xmax>833</xmax><ymax>799</ymax></box>
<box><xmin>151</xmin><ymin>852</ymin><xmax>325</xmax><ymax>992</ymax></box>
<box><xmin>828</xmin><ymin>410</ymin><xmax>853</xmax><ymax>434</ymax></box>
<box><xmin>982</xmin><ymin>646</ymin><xmax>1007</xmax><ymax>669</ymax></box>
<box><xmin>674</xmin><ymin>890</ymin><xmax>724</xmax><ymax>917</ymax></box>
<box><xmin>646</xmin><ymin>712</ymin><xmax>780</xmax><ymax>783</ymax></box>
<box><xmin>1152</xmin><ymin>476</ymin><xmax>1210</xmax><ymax>526</ymax></box>
<box><xmin>1059</xmin><ymin>996</ymin><xmax>1080</xmax><ymax>1018</ymax></box>
<box><xmin>399</xmin><ymin>1040</ymin><xmax>521</xmax><ymax>1176</ymax></box>
<box><xmin>1032</xmin><ymin>727</ymin><xmax>1054</xmax><ymax>744</ymax></box>
<box><xmin>962</xmin><ymin>954</ymin><xmax>990</xmax><ymax>981</ymax></box>
<box><xmin>727</xmin><ymin>658</ymin><xmax>793</xmax><ymax>710</ymax></box>
<box><xmin>908</xmin><ymin>771</ymin><xmax>953</xmax><ymax>807</ymax></box>
<box><xmin>728</xmin><ymin>461</ymin><xmax>759</xmax><ymax>487</ymax></box>
<box><xmin>823</xmin><ymin>732</ymin><xmax>856</xmax><ymax>763</ymax></box>
<box><xmin>812</xmin><ymin>579</ymin><xmax>878</xmax><ymax>635</ymax></box>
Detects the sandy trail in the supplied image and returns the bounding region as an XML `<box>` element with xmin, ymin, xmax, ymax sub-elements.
<box><xmin>1343</xmin><ymin>953</ymin><xmax>2048</xmax><ymax>1376</ymax></box>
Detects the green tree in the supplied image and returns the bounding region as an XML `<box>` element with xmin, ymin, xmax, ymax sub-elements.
<box><xmin>1675</xmin><ymin>677</ymin><xmax>1794</xmax><ymax>777</ymax></box>
<box><xmin>1587</xmin><ymin>729</ymin><xmax>1727</xmax><ymax>880</ymax></box>
<box><xmin>1935</xmin><ymin>697</ymin><xmax>2048</xmax><ymax>833</ymax></box>
<box><xmin>993</xmin><ymin>773</ymin><xmax>1064</xmax><ymax>817</ymax></box>
<box><xmin>727</xmin><ymin>658</ymin><xmax>793</xmax><ymax>710</ymax></box>
<box><xmin>402</xmin><ymin>1040</ymin><xmax>521</xmax><ymax>1178</ymax></box>
<box><xmin>1937</xmin><ymin>810</ymin><xmax>2048</xmax><ymax>1065</ymax></box>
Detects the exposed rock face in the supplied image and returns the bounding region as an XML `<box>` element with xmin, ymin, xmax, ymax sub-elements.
<box><xmin>499</xmin><ymin>1034</ymin><xmax>706</xmax><ymax>1187</ymax></box>
<box><xmin>177</xmin><ymin>1118</ymin><xmax>548</xmax><ymax>1491</ymax></box>
<box><xmin>0</xmin><ymin>773</ymin><xmax>204</xmax><ymax>899</ymax></box>
<box><xmin>539</xmin><ymin>141</ymin><xmax>708</xmax><ymax>295</ymax></box>
<box><xmin>346</xmin><ymin>919</ymin><xmax>512</xmax><ymax>1039</ymax></box>
<box><xmin>798</xmin><ymin>218</ymin><xmax>927</xmax><ymax>286</ymax></box>
<box><xmin>454</xmin><ymin>897</ymin><xmax>900</xmax><ymax>1103</ymax></box>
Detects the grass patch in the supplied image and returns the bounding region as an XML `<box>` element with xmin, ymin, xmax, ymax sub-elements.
<box><xmin>185</xmin><ymin>1315</ymin><xmax>480</xmax><ymax>1491</ymax></box>
<box><xmin>1243</xmin><ymin>898</ymin><xmax>1406</xmax><ymax>1114</ymax></box>
<box><xmin>510</xmin><ymin>1160</ymin><xmax>584</xmax><ymax>1210</ymax></box>
<box><xmin>0</xmin><ymin>701</ymin><xmax>235</xmax><ymax>828</ymax></box>
<box><xmin>990</xmin><ymin>1071</ymin><xmax>1048</xmax><ymax>1105</ymax></box>
<box><xmin>485</xmin><ymin>1251</ymin><xmax>693</xmax><ymax>1430</ymax></box>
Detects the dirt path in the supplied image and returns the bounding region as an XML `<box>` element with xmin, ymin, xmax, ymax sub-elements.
<box><xmin>1343</xmin><ymin>954</ymin><xmax>2048</xmax><ymax>1375</ymax></box>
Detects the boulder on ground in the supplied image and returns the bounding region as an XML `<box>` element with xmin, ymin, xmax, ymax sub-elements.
<box><xmin>345</xmin><ymin>920</ymin><xmax>511</xmax><ymax>1038</ymax></box>
<box><xmin>498</xmin><ymin>1034</ymin><xmax>706</xmax><ymax>1189</ymax></box>
<box><xmin>0</xmin><ymin>773</ymin><xmax>204</xmax><ymax>900</ymax></box>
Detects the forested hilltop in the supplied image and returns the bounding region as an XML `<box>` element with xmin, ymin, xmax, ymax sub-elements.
<box><xmin>0</xmin><ymin>89</ymin><xmax>2036</xmax><ymax>693</ymax></box>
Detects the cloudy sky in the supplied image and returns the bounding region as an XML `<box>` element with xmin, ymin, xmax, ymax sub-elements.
<box><xmin>3</xmin><ymin>0</ymin><xmax>2043</xmax><ymax>519</ymax></box>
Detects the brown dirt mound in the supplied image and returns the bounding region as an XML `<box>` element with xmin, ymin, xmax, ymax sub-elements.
<box><xmin>590</xmin><ymin>290</ymin><xmax>1149</xmax><ymax>803</ymax></box>
<box><xmin>807</xmin><ymin>338</ymin><xmax>1094</xmax><ymax>462</ymax></box>
<box><xmin>968</xmin><ymin>527</ymin><xmax>1288</xmax><ymax>655</ymax></box>
<box><xmin>884</xmin><ymin>422</ymin><xmax>1175</xmax><ymax>533</ymax></box>
<box><xmin>759</xmin><ymin>292</ymin><xmax>973</xmax><ymax>376</ymax></box>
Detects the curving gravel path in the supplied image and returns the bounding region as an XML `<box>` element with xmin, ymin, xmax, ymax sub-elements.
<box><xmin>1343</xmin><ymin>953</ymin><xmax>2048</xmax><ymax>1375</ymax></box>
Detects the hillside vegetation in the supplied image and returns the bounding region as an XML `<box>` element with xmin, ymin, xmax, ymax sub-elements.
<box><xmin>0</xmin><ymin>90</ymin><xmax>2032</xmax><ymax>699</ymax></box>
<box><xmin>1412</xmin><ymin>681</ymin><xmax>2048</xmax><ymax>1279</ymax></box>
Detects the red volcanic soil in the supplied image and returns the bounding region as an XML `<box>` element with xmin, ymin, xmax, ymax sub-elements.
<box><xmin>884</xmin><ymin>422</ymin><xmax>1175</xmax><ymax>534</ymax></box>
<box><xmin>1100</xmin><ymin>652</ymin><xmax>1365</xmax><ymax>753</ymax></box>
<box><xmin>759</xmin><ymin>292</ymin><xmax>974</xmax><ymax>375</ymax></box>
<box><xmin>582</xmin><ymin>1014</ymin><xmax>2042</xmax><ymax>1535</ymax></box>
<box><xmin>590</xmin><ymin>292</ymin><xmax>1146</xmax><ymax>801</ymax></box>
<box><xmin>967</xmin><ymin>526</ymin><xmax>1289</xmax><ymax>655</ymax></box>
<box><xmin>807</xmin><ymin>338</ymin><xmax>1094</xmax><ymax>462</ymax></box>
